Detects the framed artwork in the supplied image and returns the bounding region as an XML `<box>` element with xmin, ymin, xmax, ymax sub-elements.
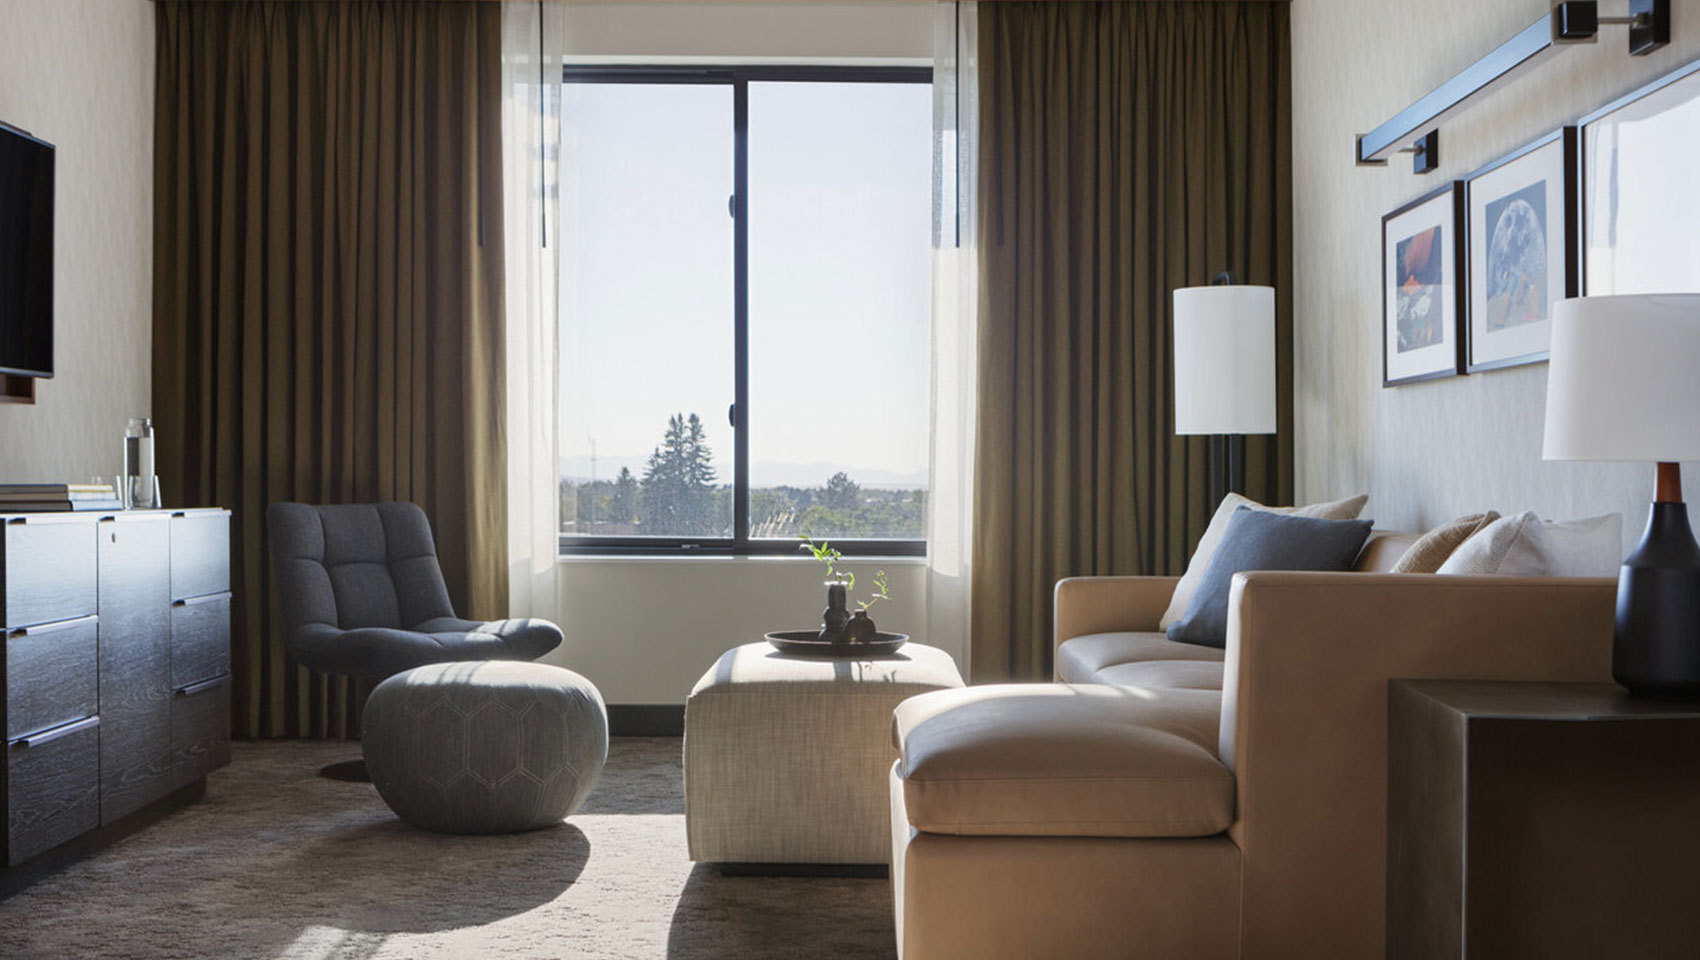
<box><xmin>1382</xmin><ymin>182</ymin><xmax>1465</xmax><ymax>387</ymax></box>
<box><xmin>1463</xmin><ymin>128</ymin><xmax>1578</xmax><ymax>373</ymax></box>
<box><xmin>1581</xmin><ymin>57</ymin><xmax>1700</xmax><ymax>295</ymax></box>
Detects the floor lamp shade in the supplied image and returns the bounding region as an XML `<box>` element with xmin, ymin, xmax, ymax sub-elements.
<box><xmin>1173</xmin><ymin>285</ymin><xmax>1277</xmax><ymax>436</ymax></box>
<box><xmin>1543</xmin><ymin>293</ymin><xmax>1700</xmax><ymax>698</ymax></box>
<box><xmin>1543</xmin><ymin>294</ymin><xmax>1700</xmax><ymax>463</ymax></box>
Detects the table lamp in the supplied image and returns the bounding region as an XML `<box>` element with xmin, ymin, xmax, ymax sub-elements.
<box><xmin>1543</xmin><ymin>293</ymin><xmax>1700</xmax><ymax>698</ymax></box>
<box><xmin>1173</xmin><ymin>278</ymin><xmax>1277</xmax><ymax>504</ymax></box>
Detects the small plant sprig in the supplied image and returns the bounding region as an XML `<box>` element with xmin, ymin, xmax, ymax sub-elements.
<box><xmin>857</xmin><ymin>569</ymin><xmax>890</xmax><ymax>613</ymax></box>
<box><xmin>798</xmin><ymin>534</ymin><xmax>854</xmax><ymax>592</ymax></box>
<box><xmin>799</xmin><ymin>534</ymin><xmax>894</xmax><ymax>610</ymax></box>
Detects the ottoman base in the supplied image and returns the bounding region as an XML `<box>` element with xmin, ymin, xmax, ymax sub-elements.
<box><xmin>364</xmin><ymin>661</ymin><xmax>608</xmax><ymax>835</ymax></box>
<box><xmin>685</xmin><ymin>642</ymin><xmax>964</xmax><ymax>864</ymax></box>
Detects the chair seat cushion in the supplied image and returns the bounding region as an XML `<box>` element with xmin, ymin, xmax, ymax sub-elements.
<box><xmin>1091</xmin><ymin>659</ymin><xmax>1224</xmax><ymax>692</ymax></box>
<box><xmin>893</xmin><ymin>684</ymin><xmax>1233</xmax><ymax>838</ymax></box>
<box><xmin>289</xmin><ymin>618</ymin><xmax>564</xmax><ymax>679</ymax></box>
<box><xmin>1056</xmin><ymin>632</ymin><xmax>1225</xmax><ymax>683</ymax></box>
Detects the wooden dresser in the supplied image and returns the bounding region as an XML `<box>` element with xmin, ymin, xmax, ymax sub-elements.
<box><xmin>2</xmin><ymin>508</ymin><xmax>231</xmax><ymax>890</ymax></box>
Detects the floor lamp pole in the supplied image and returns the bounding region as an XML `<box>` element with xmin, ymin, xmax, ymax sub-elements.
<box><xmin>1210</xmin><ymin>433</ymin><xmax>1248</xmax><ymax>506</ymax></box>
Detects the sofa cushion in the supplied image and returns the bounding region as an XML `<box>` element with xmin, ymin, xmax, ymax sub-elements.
<box><xmin>1092</xmin><ymin>659</ymin><xmax>1224</xmax><ymax>691</ymax></box>
<box><xmin>1160</xmin><ymin>492</ymin><xmax>1369</xmax><ymax>630</ymax></box>
<box><xmin>1168</xmin><ymin>508</ymin><xmax>1374</xmax><ymax>648</ymax></box>
<box><xmin>1437</xmin><ymin>511</ymin><xmax>1622</xmax><ymax>576</ymax></box>
<box><xmin>1056</xmin><ymin>632</ymin><xmax>1226</xmax><ymax>683</ymax></box>
<box><xmin>893</xmin><ymin>684</ymin><xmax>1233</xmax><ymax>838</ymax></box>
<box><xmin>1390</xmin><ymin>512</ymin><xmax>1500</xmax><ymax>573</ymax></box>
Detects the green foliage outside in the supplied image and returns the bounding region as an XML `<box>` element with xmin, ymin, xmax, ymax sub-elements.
<box><xmin>561</xmin><ymin>413</ymin><xmax>924</xmax><ymax>540</ymax></box>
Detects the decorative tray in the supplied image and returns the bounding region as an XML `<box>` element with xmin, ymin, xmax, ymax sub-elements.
<box><xmin>765</xmin><ymin>630</ymin><xmax>909</xmax><ymax>658</ymax></box>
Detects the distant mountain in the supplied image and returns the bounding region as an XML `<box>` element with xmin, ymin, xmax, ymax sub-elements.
<box><xmin>560</xmin><ymin>455</ymin><xmax>925</xmax><ymax>490</ymax></box>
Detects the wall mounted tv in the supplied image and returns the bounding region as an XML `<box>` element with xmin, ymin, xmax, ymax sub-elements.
<box><xmin>0</xmin><ymin>121</ymin><xmax>55</xmax><ymax>379</ymax></box>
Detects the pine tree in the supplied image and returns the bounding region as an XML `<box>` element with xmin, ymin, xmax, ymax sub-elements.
<box><xmin>821</xmin><ymin>471</ymin><xmax>862</xmax><ymax>511</ymax></box>
<box><xmin>640</xmin><ymin>413</ymin><xmax>720</xmax><ymax>535</ymax></box>
<box><xmin>610</xmin><ymin>467</ymin><xmax>639</xmax><ymax>524</ymax></box>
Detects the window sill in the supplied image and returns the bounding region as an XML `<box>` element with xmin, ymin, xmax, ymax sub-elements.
<box><xmin>555</xmin><ymin>553</ymin><xmax>929</xmax><ymax>565</ymax></box>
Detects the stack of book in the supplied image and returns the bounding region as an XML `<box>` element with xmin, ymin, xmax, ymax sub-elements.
<box><xmin>0</xmin><ymin>482</ymin><xmax>124</xmax><ymax>513</ymax></box>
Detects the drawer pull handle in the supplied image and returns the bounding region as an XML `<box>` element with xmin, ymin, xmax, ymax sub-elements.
<box><xmin>172</xmin><ymin>593</ymin><xmax>229</xmax><ymax>608</ymax></box>
<box><xmin>174</xmin><ymin>675</ymin><xmax>231</xmax><ymax>698</ymax></box>
<box><xmin>16</xmin><ymin>715</ymin><xmax>100</xmax><ymax>748</ymax></box>
<box><xmin>8</xmin><ymin>614</ymin><xmax>97</xmax><ymax>638</ymax></box>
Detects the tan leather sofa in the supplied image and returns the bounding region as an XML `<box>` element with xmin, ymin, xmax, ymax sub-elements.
<box><xmin>889</xmin><ymin>534</ymin><xmax>1616</xmax><ymax>959</ymax></box>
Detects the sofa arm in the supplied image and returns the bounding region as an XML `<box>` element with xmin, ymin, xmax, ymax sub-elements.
<box><xmin>1053</xmin><ymin>576</ymin><xmax>1179</xmax><ymax>651</ymax></box>
<box><xmin>1218</xmin><ymin>571</ymin><xmax>1615</xmax><ymax>957</ymax></box>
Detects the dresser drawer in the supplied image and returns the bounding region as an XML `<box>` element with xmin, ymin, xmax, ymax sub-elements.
<box><xmin>1</xmin><ymin>517</ymin><xmax>96</xmax><ymax>628</ymax></box>
<box><xmin>172</xmin><ymin>674</ymin><xmax>232</xmax><ymax>789</ymax></box>
<box><xmin>6</xmin><ymin>615</ymin><xmax>99</xmax><ymax>741</ymax></box>
<box><xmin>171</xmin><ymin>592</ymin><xmax>231</xmax><ymax>688</ymax></box>
<box><xmin>7</xmin><ymin>716</ymin><xmax>101</xmax><ymax>866</ymax></box>
<box><xmin>170</xmin><ymin>511</ymin><xmax>230</xmax><ymax>601</ymax></box>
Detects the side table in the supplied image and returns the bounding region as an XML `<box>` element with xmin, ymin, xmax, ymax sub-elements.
<box><xmin>1388</xmin><ymin>680</ymin><xmax>1700</xmax><ymax>960</ymax></box>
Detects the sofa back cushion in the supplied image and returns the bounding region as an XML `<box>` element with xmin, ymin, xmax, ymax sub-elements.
<box><xmin>1160</xmin><ymin>492</ymin><xmax>1370</xmax><ymax>630</ymax></box>
<box><xmin>1168</xmin><ymin>509</ymin><xmax>1374</xmax><ymax>648</ymax></box>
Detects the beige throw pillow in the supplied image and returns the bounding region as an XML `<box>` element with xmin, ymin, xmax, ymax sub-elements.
<box><xmin>1390</xmin><ymin>511</ymin><xmax>1501</xmax><ymax>574</ymax></box>
<box><xmin>1159</xmin><ymin>492</ymin><xmax>1371</xmax><ymax>630</ymax></box>
<box><xmin>1436</xmin><ymin>511</ymin><xmax>1622</xmax><ymax>577</ymax></box>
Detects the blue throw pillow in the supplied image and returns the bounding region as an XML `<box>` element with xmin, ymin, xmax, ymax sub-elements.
<box><xmin>1166</xmin><ymin>507</ymin><xmax>1374</xmax><ymax>649</ymax></box>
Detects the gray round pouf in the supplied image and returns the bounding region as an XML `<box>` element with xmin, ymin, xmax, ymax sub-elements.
<box><xmin>363</xmin><ymin>661</ymin><xmax>607</xmax><ymax>834</ymax></box>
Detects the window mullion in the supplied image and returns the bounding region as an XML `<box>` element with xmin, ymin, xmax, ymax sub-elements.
<box><xmin>732</xmin><ymin>77</ymin><xmax>751</xmax><ymax>555</ymax></box>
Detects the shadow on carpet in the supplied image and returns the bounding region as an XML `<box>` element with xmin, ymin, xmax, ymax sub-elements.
<box><xmin>0</xmin><ymin>737</ymin><xmax>894</xmax><ymax>960</ymax></box>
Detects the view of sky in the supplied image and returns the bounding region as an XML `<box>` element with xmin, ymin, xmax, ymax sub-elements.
<box><xmin>557</xmin><ymin>79</ymin><xmax>933</xmax><ymax>491</ymax></box>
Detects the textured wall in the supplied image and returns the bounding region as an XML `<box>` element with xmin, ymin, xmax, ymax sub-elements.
<box><xmin>0</xmin><ymin>0</ymin><xmax>155</xmax><ymax>484</ymax></box>
<box><xmin>1292</xmin><ymin>0</ymin><xmax>1700</xmax><ymax>548</ymax></box>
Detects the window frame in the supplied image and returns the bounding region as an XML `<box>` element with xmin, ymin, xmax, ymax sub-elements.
<box><xmin>557</xmin><ymin>63</ymin><xmax>933</xmax><ymax>559</ymax></box>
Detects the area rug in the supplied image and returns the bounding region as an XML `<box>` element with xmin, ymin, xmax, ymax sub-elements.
<box><xmin>0</xmin><ymin>739</ymin><xmax>895</xmax><ymax>959</ymax></box>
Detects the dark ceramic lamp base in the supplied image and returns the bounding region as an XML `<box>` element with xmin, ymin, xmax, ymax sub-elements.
<box><xmin>1615</xmin><ymin>463</ymin><xmax>1700</xmax><ymax>699</ymax></box>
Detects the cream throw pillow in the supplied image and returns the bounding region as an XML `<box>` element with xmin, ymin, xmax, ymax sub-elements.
<box><xmin>1390</xmin><ymin>511</ymin><xmax>1501</xmax><ymax>574</ymax></box>
<box><xmin>1436</xmin><ymin>511</ymin><xmax>1622</xmax><ymax>577</ymax></box>
<box><xmin>1159</xmin><ymin>492</ymin><xmax>1371</xmax><ymax>630</ymax></box>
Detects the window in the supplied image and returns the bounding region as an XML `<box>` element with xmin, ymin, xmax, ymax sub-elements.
<box><xmin>558</xmin><ymin>67</ymin><xmax>933</xmax><ymax>556</ymax></box>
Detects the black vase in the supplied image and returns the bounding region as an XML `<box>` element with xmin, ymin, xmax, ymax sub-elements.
<box><xmin>1614</xmin><ymin>501</ymin><xmax>1700</xmax><ymax>698</ymax></box>
<box><xmin>819</xmin><ymin>582</ymin><xmax>851</xmax><ymax>644</ymax></box>
<box><xmin>847</xmin><ymin>609</ymin><xmax>877</xmax><ymax>644</ymax></box>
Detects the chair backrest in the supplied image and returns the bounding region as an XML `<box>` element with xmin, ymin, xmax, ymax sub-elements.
<box><xmin>266</xmin><ymin>502</ymin><xmax>457</xmax><ymax>636</ymax></box>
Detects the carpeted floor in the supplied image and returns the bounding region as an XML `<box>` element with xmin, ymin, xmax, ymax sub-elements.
<box><xmin>0</xmin><ymin>739</ymin><xmax>896</xmax><ymax>960</ymax></box>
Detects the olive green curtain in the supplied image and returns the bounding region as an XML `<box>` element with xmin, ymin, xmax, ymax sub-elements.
<box><xmin>972</xmin><ymin>1</ymin><xmax>1293</xmax><ymax>682</ymax></box>
<box><xmin>152</xmin><ymin>1</ymin><xmax>508</xmax><ymax>738</ymax></box>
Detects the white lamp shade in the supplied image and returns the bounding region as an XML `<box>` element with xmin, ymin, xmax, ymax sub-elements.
<box><xmin>1172</xmin><ymin>285</ymin><xmax>1277</xmax><ymax>435</ymax></box>
<box><xmin>1543</xmin><ymin>294</ymin><xmax>1700</xmax><ymax>462</ymax></box>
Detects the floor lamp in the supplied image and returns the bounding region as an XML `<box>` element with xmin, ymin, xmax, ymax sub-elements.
<box><xmin>1173</xmin><ymin>279</ymin><xmax>1277</xmax><ymax>505</ymax></box>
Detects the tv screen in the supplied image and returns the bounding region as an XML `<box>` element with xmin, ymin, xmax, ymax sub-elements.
<box><xmin>0</xmin><ymin>123</ymin><xmax>54</xmax><ymax>379</ymax></box>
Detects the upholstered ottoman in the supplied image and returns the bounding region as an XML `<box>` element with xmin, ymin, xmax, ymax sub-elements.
<box><xmin>363</xmin><ymin>661</ymin><xmax>607</xmax><ymax>834</ymax></box>
<box><xmin>684</xmin><ymin>641</ymin><xmax>964</xmax><ymax>865</ymax></box>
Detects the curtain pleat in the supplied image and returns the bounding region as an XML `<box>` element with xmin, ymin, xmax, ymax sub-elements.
<box><xmin>153</xmin><ymin>1</ymin><xmax>508</xmax><ymax>739</ymax></box>
<box><xmin>972</xmin><ymin>1</ymin><xmax>1292</xmax><ymax>681</ymax></box>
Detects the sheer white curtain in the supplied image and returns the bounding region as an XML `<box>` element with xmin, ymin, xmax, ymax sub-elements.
<box><xmin>927</xmin><ymin>1</ymin><xmax>979</xmax><ymax>677</ymax></box>
<box><xmin>502</xmin><ymin>3</ymin><xmax>567</xmax><ymax>620</ymax></box>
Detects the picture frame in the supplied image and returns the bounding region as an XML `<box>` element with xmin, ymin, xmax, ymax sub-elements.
<box><xmin>1382</xmin><ymin>182</ymin><xmax>1465</xmax><ymax>387</ymax></box>
<box><xmin>1462</xmin><ymin>127</ymin><xmax>1578</xmax><ymax>373</ymax></box>
<box><xmin>1580</xmin><ymin>56</ymin><xmax>1700</xmax><ymax>296</ymax></box>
